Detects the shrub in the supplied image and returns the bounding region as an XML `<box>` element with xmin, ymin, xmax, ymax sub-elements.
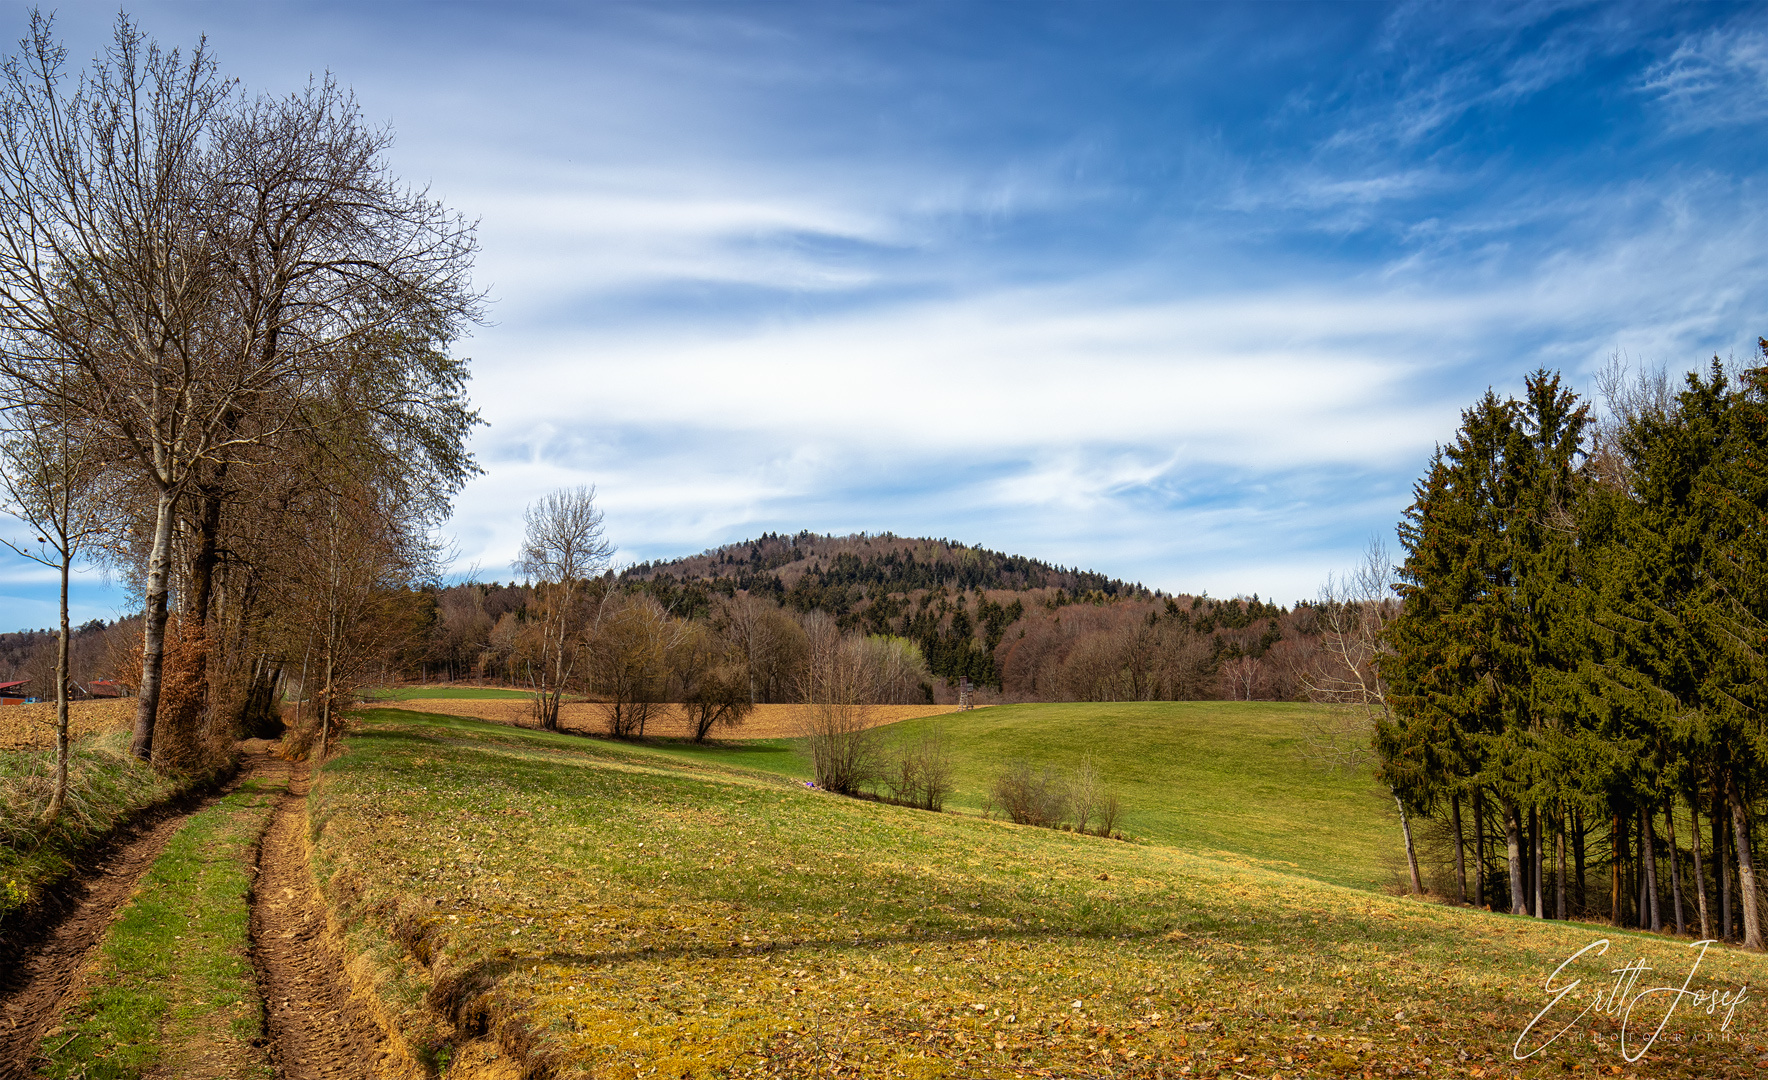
<box><xmin>881</xmin><ymin>727</ymin><xmax>954</xmax><ymax>811</ymax></box>
<box><xmin>990</xmin><ymin>759</ymin><xmax>1069</xmax><ymax>827</ymax></box>
<box><xmin>1097</xmin><ymin>791</ymin><xmax>1123</xmax><ymax>837</ymax></box>
<box><xmin>682</xmin><ymin>668</ymin><xmax>753</xmax><ymax>743</ymax></box>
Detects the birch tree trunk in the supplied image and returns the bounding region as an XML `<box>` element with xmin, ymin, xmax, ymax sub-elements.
<box><xmin>1393</xmin><ymin>789</ymin><xmax>1422</xmax><ymax>895</ymax></box>
<box><xmin>1726</xmin><ymin>771</ymin><xmax>1763</xmax><ymax>950</ymax></box>
<box><xmin>1692</xmin><ymin>795</ymin><xmax>1711</xmax><ymax>939</ymax></box>
<box><xmin>45</xmin><ymin>555</ymin><xmax>70</xmax><ymax>823</ymax></box>
<box><xmin>1506</xmin><ymin>800</ymin><xmax>1527</xmax><ymax>915</ymax></box>
<box><xmin>131</xmin><ymin>488</ymin><xmax>180</xmax><ymax>763</ymax></box>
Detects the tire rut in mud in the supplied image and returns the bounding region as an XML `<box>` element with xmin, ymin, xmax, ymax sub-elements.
<box><xmin>252</xmin><ymin>762</ymin><xmax>407</xmax><ymax>1080</ymax></box>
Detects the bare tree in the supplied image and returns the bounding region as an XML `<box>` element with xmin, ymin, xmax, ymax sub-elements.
<box><xmin>585</xmin><ymin>592</ymin><xmax>683</xmax><ymax>738</ymax></box>
<box><xmin>1301</xmin><ymin>538</ymin><xmax>1424</xmax><ymax>895</ymax></box>
<box><xmin>796</xmin><ymin>612</ymin><xmax>883</xmax><ymax>794</ymax></box>
<box><xmin>0</xmin><ymin>16</ymin><xmax>482</xmax><ymax>765</ymax></box>
<box><xmin>516</xmin><ymin>486</ymin><xmax>613</xmax><ymax>730</ymax></box>
<box><xmin>0</xmin><ymin>399</ymin><xmax>119</xmax><ymax>821</ymax></box>
<box><xmin>717</xmin><ymin>592</ymin><xmax>808</xmax><ymax>704</ymax></box>
<box><xmin>675</xmin><ymin>623</ymin><xmax>753</xmax><ymax>742</ymax></box>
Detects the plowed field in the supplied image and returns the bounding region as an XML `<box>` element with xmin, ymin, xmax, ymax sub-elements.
<box><xmin>0</xmin><ymin>700</ymin><xmax>134</xmax><ymax>750</ymax></box>
<box><xmin>372</xmin><ymin>699</ymin><xmax>972</xmax><ymax>739</ymax></box>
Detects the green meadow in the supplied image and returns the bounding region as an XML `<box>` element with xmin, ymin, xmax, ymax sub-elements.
<box><xmin>298</xmin><ymin>706</ymin><xmax>1768</xmax><ymax>1079</ymax></box>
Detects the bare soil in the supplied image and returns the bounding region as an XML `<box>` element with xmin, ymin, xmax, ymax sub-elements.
<box><xmin>374</xmin><ymin>698</ymin><xmax>975</xmax><ymax>739</ymax></box>
<box><xmin>251</xmin><ymin>760</ymin><xmax>412</xmax><ymax>1080</ymax></box>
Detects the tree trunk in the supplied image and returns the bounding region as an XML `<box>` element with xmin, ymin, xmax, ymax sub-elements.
<box><xmin>1642</xmin><ymin>803</ymin><xmax>1661</xmax><ymax>933</ymax></box>
<box><xmin>1717</xmin><ymin>783</ymin><xmax>1732</xmax><ymax>940</ymax></box>
<box><xmin>1506</xmin><ymin>800</ymin><xmax>1527</xmax><ymax>916</ymax></box>
<box><xmin>1574</xmin><ymin>810</ymin><xmax>1586</xmax><ymax>915</ymax></box>
<box><xmin>1612</xmin><ymin>811</ymin><xmax>1625</xmax><ymax>927</ymax></box>
<box><xmin>1665</xmin><ymin>797</ymin><xmax>1685</xmax><ymax>935</ymax></box>
<box><xmin>44</xmin><ymin>555</ymin><xmax>71</xmax><ymax>824</ymax></box>
<box><xmin>130</xmin><ymin>487</ymin><xmax>180</xmax><ymax>764</ymax></box>
<box><xmin>1393</xmin><ymin>789</ymin><xmax>1423</xmax><ymax>896</ymax></box>
<box><xmin>1531</xmin><ymin>806</ymin><xmax>1544</xmax><ymax>918</ymax></box>
<box><xmin>1474</xmin><ymin>791</ymin><xmax>1486</xmax><ymax>908</ymax></box>
<box><xmin>1726</xmin><ymin>770</ymin><xmax>1763</xmax><ymax>950</ymax></box>
<box><xmin>1451</xmin><ymin>793</ymin><xmax>1467</xmax><ymax>904</ymax></box>
<box><xmin>1636</xmin><ymin>810</ymin><xmax>1648</xmax><ymax>929</ymax></box>
<box><xmin>1555</xmin><ymin>803</ymin><xmax>1567</xmax><ymax>920</ymax></box>
<box><xmin>1692</xmin><ymin>795</ymin><xmax>1712</xmax><ymax>939</ymax></box>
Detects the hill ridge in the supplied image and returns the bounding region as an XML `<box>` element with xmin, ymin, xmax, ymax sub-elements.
<box><xmin>619</xmin><ymin>530</ymin><xmax>1155</xmax><ymax>599</ymax></box>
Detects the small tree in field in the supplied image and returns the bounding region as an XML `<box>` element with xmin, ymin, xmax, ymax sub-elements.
<box><xmin>1301</xmin><ymin>539</ymin><xmax>1424</xmax><ymax>896</ymax></box>
<box><xmin>882</xmin><ymin>726</ymin><xmax>955</xmax><ymax>811</ymax></box>
<box><xmin>676</xmin><ymin>623</ymin><xmax>752</xmax><ymax>742</ymax></box>
<box><xmin>0</xmin><ymin>403</ymin><xmax>117</xmax><ymax>822</ymax></box>
<box><xmin>797</xmin><ymin>613</ymin><xmax>882</xmax><ymax>794</ymax></box>
<box><xmin>586</xmin><ymin>592</ymin><xmax>683</xmax><ymax>738</ymax></box>
<box><xmin>516</xmin><ymin>487</ymin><xmax>613</xmax><ymax>730</ymax></box>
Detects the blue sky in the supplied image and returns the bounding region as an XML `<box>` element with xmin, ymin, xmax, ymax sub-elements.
<box><xmin>3</xmin><ymin>1</ymin><xmax>1768</xmax><ymax>629</ymax></box>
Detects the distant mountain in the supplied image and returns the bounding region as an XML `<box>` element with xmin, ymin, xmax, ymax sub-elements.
<box><xmin>619</xmin><ymin>531</ymin><xmax>1155</xmax><ymax>599</ymax></box>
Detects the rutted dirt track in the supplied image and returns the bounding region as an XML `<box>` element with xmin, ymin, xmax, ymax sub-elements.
<box><xmin>0</xmin><ymin>753</ymin><xmax>260</xmax><ymax>1080</ymax></box>
<box><xmin>252</xmin><ymin>761</ymin><xmax>405</xmax><ymax>1080</ymax></box>
<box><xmin>0</xmin><ymin>748</ymin><xmax>408</xmax><ymax>1080</ymax></box>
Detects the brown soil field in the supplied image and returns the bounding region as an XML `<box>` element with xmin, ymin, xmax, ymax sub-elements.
<box><xmin>0</xmin><ymin>700</ymin><xmax>135</xmax><ymax>751</ymax></box>
<box><xmin>371</xmin><ymin>699</ymin><xmax>976</xmax><ymax>739</ymax></box>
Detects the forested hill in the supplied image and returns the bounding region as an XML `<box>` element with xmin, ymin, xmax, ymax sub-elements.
<box><xmin>619</xmin><ymin>532</ymin><xmax>1153</xmax><ymax>600</ymax></box>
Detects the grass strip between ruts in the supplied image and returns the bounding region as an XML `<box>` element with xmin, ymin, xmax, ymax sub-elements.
<box><xmin>35</xmin><ymin>775</ymin><xmax>283</xmax><ymax>1080</ymax></box>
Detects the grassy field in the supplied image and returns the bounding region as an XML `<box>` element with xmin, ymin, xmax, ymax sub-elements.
<box><xmin>870</xmin><ymin>702</ymin><xmax>1398</xmax><ymax>892</ymax></box>
<box><xmin>422</xmin><ymin>700</ymin><xmax>1400</xmax><ymax>892</ymax></box>
<box><xmin>37</xmin><ymin>775</ymin><xmax>281</xmax><ymax>1080</ymax></box>
<box><xmin>309</xmin><ymin>708</ymin><xmax>1768</xmax><ymax>1079</ymax></box>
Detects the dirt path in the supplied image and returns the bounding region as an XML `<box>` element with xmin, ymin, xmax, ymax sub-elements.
<box><xmin>0</xmin><ymin>749</ymin><xmax>269</xmax><ymax>1080</ymax></box>
<box><xmin>252</xmin><ymin>761</ymin><xmax>409</xmax><ymax>1080</ymax></box>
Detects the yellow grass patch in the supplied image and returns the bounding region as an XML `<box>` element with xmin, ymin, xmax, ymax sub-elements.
<box><xmin>372</xmin><ymin>700</ymin><xmax>974</xmax><ymax>739</ymax></box>
<box><xmin>0</xmin><ymin>699</ymin><xmax>135</xmax><ymax>750</ymax></box>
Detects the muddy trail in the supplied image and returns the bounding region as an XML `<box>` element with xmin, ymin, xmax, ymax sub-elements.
<box><xmin>0</xmin><ymin>748</ymin><xmax>412</xmax><ymax>1080</ymax></box>
<box><xmin>253</xmin><ymin>761</ymin><xmax>408</xmax><ymax>1080</ymax></box>
<box><xmin>0</xmin><ymin>748</ymin><xmax>272</xmax><ymax>1080</ymax></box>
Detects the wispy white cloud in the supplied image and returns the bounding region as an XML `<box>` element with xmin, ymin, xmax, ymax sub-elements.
<box><xmin>1642</xmin><ymin>28</ymin><xmax>1768</xmax><ymax>131</ymax></box>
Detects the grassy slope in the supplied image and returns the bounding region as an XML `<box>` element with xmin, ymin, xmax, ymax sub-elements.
<box><xmin>552</xmin><ymin>701</ymin><xmax>1397</xmax><ymax>892</ymax></box>
<box><xmin>38</xmin><ymin>776</ymin><xmax>282</xmax><ymax>1080</ymax></box>
<box><xmin>0</xmin><ymin>730</ymin><xmax>194</xmax><ymax>924</ymax></box>
<box><xmin>313</xmin><ymin>709</ymin><xmax>1768</xmax><ymax>1079</ymax></box>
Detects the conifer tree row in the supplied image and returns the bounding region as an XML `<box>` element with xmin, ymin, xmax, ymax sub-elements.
<box><xmin>1380</xmin><ymin>352</ymin><xmax>1768</xmax><ymax>946</ymax></box>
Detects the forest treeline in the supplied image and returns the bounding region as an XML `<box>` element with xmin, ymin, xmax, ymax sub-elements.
<box><xmin>1372</xmin><ymin>350</ymin><xmax>1768</xmax><ymax>949</ymax></box>
<box><xmin>341</xmin><ymin>532</ymin><xmax>1336</xmax><ymax>707</ymax></box>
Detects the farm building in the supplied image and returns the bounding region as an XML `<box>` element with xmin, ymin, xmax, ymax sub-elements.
<box><xmin>0</xmin><ymin>679</ymin><xmax>34</xmax><ymax>706</ymax></box>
